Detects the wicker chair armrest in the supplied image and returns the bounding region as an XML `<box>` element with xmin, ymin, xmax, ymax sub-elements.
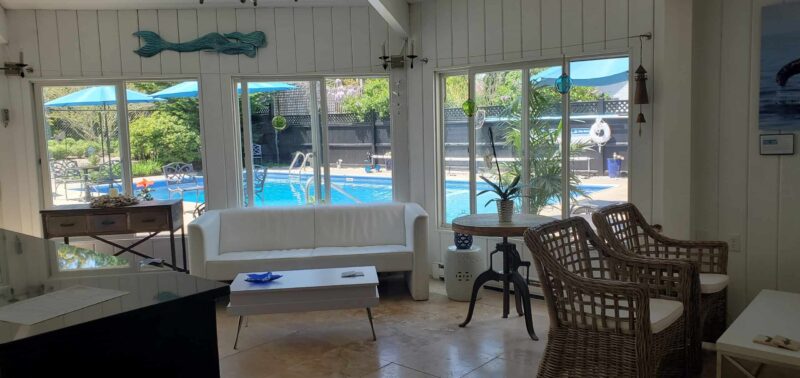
<box><xmin>640</xmin><ymin>233</ymin><xmax>728</xmax><ymax>274</ymax></box>
<box><xmin>554</xmin><ymin>267</ymin><xmax>653</xmax><ymax>336</ymax></box>
<box><xmin>608</xmin><ymin>253</ymin><xmax>698</xmax><ymax>303</ymax></box>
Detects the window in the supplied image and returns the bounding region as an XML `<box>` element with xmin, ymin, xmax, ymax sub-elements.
<box><xmin>237</xmin><ymin>76</ymin><xmax>392</xmax><ymax>207</ymax></box>
<box><xmin>438</xmin><ymin>56</ymin><xmax>630</xmax><ymax>225</ymax></box>
<box><xmin>37</xmin><ymin>80</ymin><xmax>202</xmax><ymax>222</ymax></box>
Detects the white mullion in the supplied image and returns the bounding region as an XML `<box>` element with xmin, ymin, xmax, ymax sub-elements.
<box><xmin>467</xmin><ymin>72</ymin><xmax>476</xmax><ymax>215</ymax></box>
<box><xmin>318</xmin><ymin>79</ymin><xmax>332</xmax><ymax>204</ymax></box>
<box><xmin>116</xmin><ymin>83</ymin><xmax>133</xmax><ymax>196</ymax></box>
<box><xmin>560</xmin><ymin>60</ymin><xmax>571</xmax><ymax>219</ymax></box>
<box><xmin>241</xmin><ymin>81</ymin><xmax>256</xmax><ymax>207</ymax></box>
<box><xmin>309</xmin><ymin>80</ymin><xmax>323</xmax><ymax>205</ymax></box>
<box><xmin>33</xmin><ymin>83</ymin><xmax>54</xmax><ymax>207</ymax></box>
<box><xmin>521</xmin><ymin>68</ymin><xmax>531</xmax><ymax>215</ymax></box>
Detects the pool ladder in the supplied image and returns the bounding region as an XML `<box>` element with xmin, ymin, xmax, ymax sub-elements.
<box><xmin>289</xmin><ymin>151</ymin><xmax>313</xmax><ymax>176</ymax></box>
<box><xmin>304</xmin><ymin>177</ymin><xmax>361</xmax><ymax>204</ymax></box>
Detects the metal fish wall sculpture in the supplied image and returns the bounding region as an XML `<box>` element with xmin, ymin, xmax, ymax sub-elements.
<box><xmin>133</xmin><ymin>31</ymin><xmax>267</xmax><ymax>58</ymax></box>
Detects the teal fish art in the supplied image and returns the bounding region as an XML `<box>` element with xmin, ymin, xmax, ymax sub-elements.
<box><xmin>133</xmin><ymin>31</ymin><xmax>266</xmax><ymax>58</ymax></box>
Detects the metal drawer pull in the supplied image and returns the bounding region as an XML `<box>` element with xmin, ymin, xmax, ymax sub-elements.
<box><xmin>59</xmin><ymin>222</ymin><xmax>76</xmax><ymax>227</ymax></box>
<box><xmin>141</xmin><ymin>219</ymin><xmax>156</xmax><ymax>223</ymax></box>
<box><xmin>101</xmin><ymin>220</ymin><xmax>116</xmax><ymax>226</ymax></box>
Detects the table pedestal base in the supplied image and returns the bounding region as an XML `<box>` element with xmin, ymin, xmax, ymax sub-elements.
<box><xmin>459</xmin><ymin>238</ymin><xmax>538</xmax><ymax>341</ymax></box>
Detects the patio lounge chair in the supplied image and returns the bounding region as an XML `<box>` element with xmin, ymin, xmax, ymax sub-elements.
<box><xmin>524</xmin><ymin>217</ymin><xmax>692</xmax><ymax>377</ymax></box>
<box><xmin>253</xmin><ymin>164</ymin><xmax>267</xmax><ymax>201</ymax></box>
<box><xmin>89</xmin><ymin>160</ymin><xmax>122</xmax><ymax>196</ymax></box>
<box><xmin>50</xmin><ymin>160</ymin><xmax>84</xmax><ymax>201</ymax></box>
<box><xmin>163</xmin><ymin>162</ymin><xmax>204</xmax><ymax>212</ymax></box>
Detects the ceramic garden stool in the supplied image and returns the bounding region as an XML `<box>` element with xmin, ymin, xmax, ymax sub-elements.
<box><xmin>445</xmin><ymin>245</ymin><xmax>485</xmax><ymax>301</ymax></box>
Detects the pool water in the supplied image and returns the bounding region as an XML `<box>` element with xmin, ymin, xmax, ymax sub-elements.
<box><xmin>87</xmin><ymin>174</ymin><xmax>612</xmax><ymax>223</ymax></box>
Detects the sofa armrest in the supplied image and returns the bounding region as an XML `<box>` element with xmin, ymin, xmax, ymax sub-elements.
<box><xmin>187</xmin><ymin>210</ymin><xmax>221</xmax><ymax>277</ymax></box>
<box><xmin>404</xmin><ymin>202</ymin><xmax>429</xmax><ymax>300</ymax></box>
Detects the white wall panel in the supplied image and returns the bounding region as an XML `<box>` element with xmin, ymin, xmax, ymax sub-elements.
<box><xmin>583</xmin><ymin>0</ymin><xmax>605</xmax><ymax>52</ymax></box>
<box><xmin>350</xmin><ymin>7</ymin><xmax>371</xmax><ymax>72</ymax></box>
<box><xmin>197</xmin><ymin>9</ymin><xmax>220</xmax><ymax>74</ymax></box>
<box><xmin>540</xmin><ymin>0</ymin><xmax>562</xmax><ymax>56</ymax></box>
<box><xmin>502</xmin><ymin>0</ymin><xmax>522</xmax><ymax>61</ymax></box>
<box><xmin>313</xmin><ymin>7</ymin><xmax>335</xmax><ymax>73</ymax></box>
<box><xmin>483</xmin><ymin>0</ymin><xmax>502</xmax><ymax>62</ymax></box>
<box><xmin>56</xmin><ymin>10</ymin><xmax>81</xmax><ymax>76</ymax></box>
<box><xmin>274</xmin><ymin>8</ymin><xmax>297</xmax><ymax>74</ymax></box>
<box><xmin>178</xmin><ymin>9</ymin><xmax>200</xmax><ymax>74</ymax></box>
<box><xmin>35</xmin><ymin>10</ymin><xmax>60</xmax><ymax>77</ymax></box>
<box><xmin>331</xmin><ymin>7</ymin><xmax>353</xmax><ymax>72</ymax></box>
<box><xmin>118</xmin><ymin>10</ymin><xmax>141</xmax><ymax>75</ymax></box>
<box><xmin>157</xmin><ymin>10</ymin><xmax>180</xmax><ymax>74</ymax></box>
<box><xmin>216</xmin><ymin>9</ymin><xmax>238</xmax><ymax>74</ymax></box>
<box><xmin>436</xmin><ymin>0</ymin><xmax>452</xmax><ymax>67</ymax></box>
<box><xmin>467</xmin><ymin>0</ymin><xmax>485</xmax><ymax>64</ymax></box>
<box><xmin>137</xmin><ymin>10</ymin><xmax>161</xmax><ymax>75</ymax></box>
<box><xmin>98</xmin><ymin>10</ymin><xmax>122</xmax><ymax>76</ymax></box>
<box><xmin>521</xmin><ymin>0</ymin><xmax>541</xmax><ymax>58</ymax></box>
<box><xmin>235</xmin><ymin>8</ymin><xmax>258</xmax><ymax>74</ymax></box>
<box><xmin>369</xmin><ymin>7</ymin><xmax>387</xmax><ymax>73</ymax></box>
<box><xmin>256</xmin><ymin>8</ymin><xmax>278</xmax><ymax>74</ymax></box>
<box><xmin>451</xmin><ymin>0</ymin><xmax>468</xmax><ymax>65</ymax></box>
<box><xmin>561</xmin><ymin>0</ymin><xmax>582</xmax><ymax>55</ymax></box>
<box><xmin>78</xmin><ymin>11</ymin><xmax>102</xmax><ymax>76</ymax></box>
<box><xmin>294</xmin><ymin>7</ymin><xmax>316</xmax><ymax>73</ymax></box>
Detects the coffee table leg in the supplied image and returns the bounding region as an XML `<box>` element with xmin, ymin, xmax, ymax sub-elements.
<box><xmin>234</xmin><ymin>316</ymin><xmax>244</xmax><ymax>350</ymax></box>
<box><xmin>366</xmin><ymin>308</ymin><xmax>376</xmax><ymax>341</ymax></box>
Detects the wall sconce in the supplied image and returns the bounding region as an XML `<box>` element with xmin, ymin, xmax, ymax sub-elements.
<box><xmin>379</xmin><ymin>39</ymin><xmax>423</xmax><ymax>70</ymax></box>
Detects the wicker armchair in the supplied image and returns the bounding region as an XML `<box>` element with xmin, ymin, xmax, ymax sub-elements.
<box><xmin>524</xmin><ymin>217</ymin><xmax>693</xmax><ymax>377</ymax></box>
<box><xmin>592</xmin><ymin>203</ymin><xmax>728</xmax><ymax>347</ymax></box>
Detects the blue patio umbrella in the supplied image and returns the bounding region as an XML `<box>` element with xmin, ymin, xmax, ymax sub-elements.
<box><xmin>44</xmin><ymin>86</ymin><xmax>158</xmax><ymax>107</ymax></box>
<box><xmin>531</xmin><ymin>57</ymin><xmax>629</xmax><ymax>87</ymax></box>
<box><xmin>45</xmin><ymin>86</ymin><xmax>159</xmax><ymax>166</ymax></box>
<box><xmin>150</xmin><ymin>81</ymin><xmax>296</xmax><ymax>99</ymax></box>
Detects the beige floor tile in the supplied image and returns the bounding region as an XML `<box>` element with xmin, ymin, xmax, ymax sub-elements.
<box><xmin>462</xmin><ymin>357</ymin><xmax>537</xmax><ymax>378</ymax></box>
<box><xmin>361</xmin><ymin>363</ymin><xmax>437</xmax><ymax>378</ymax></box>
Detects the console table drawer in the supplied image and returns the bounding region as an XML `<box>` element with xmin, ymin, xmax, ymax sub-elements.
<box><xmin>130</xmin><ymin>211</ymin><xmax>168</xmax><ymax>231</ymax></box>
<box><xmin>88</xmin><ymin>214</ymin><xmax>127</xmax><ymax>234</ymax></box>
<box><xmin>45</xmin><ymin>216</ymin><xmax>87</xmax><ymax>236</ymax></box>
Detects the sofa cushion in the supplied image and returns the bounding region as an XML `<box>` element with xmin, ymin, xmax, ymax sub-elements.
<box><xmin>203</xmin><ymin>245</ymin><xmax>412</xmax><ymax>280</ymax></box>
<box><xmin>314</xmin><ymin>203</ymin><xmax>406</xmax><ymax>247</ymax></box>
<box><xmin>313</xmin><ymin>245</ymin><xmax>413</xmax><ymax>272</ymax></box>
<box><xmin>218</xmin><ymin>207</ymin><xmax>315</xmax><ymax>253</ymax></box>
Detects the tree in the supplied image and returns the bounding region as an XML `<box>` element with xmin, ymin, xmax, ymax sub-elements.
<box><xmin>128</xmin><ymin>112</ymin><xmax>201</xmax><ymax>166</ymax></box>
<box><xmin>341</xmin><ymin>78</ymin><xmax>390</xmax><ymax>121</ymax></box>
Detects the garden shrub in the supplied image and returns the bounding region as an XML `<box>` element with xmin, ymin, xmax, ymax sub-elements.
<box><xmin>132</xmin><ymin>160</ymin><xmax>163</xmax><ymax>177</ymax></box>
<box><xmin>128</xmin><ymin>111</ymin><xmax>201</xmax><ymax>166</ymax></box>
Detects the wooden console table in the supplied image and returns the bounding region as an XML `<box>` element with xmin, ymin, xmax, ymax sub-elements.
<box><xmin>40</xmin><ymin>199</ymin><xmax>187</xmax><ymax>272</ymax></box>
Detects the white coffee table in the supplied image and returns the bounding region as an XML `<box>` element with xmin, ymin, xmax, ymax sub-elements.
<box><xmin>228</xmin><ymin>266</ymin><xmax>379</xmax><ymax>349</ymax></box>
<box><xmin>716</xmin><ymin>290</ymin><xmax>800</xmax><ymax>377</ymax></box>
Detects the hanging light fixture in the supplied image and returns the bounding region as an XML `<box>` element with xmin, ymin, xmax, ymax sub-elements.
<box><xmin>633</xmin><ymin>34</ymin><xmax>652</xmax><ymax>135</ymax></box>
<box><xmin>554</xmin><ymin>55</ymin><xmax>572</xmax><ymax>94</ymax></box>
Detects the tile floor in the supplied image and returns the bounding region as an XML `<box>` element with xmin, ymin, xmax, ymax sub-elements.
<box><xmin>216</xmin><ymin>274</ymin><xmax>721</xmax><ymax>377</ymax></box>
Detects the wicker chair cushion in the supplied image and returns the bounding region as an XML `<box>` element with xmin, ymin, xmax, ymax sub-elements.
<box><xmin>699</xmin><ymin>273</ymin><xmax>729</xmax><ymax>294</ymax></box>
<box><xmin>574</xmin><ymin>298</ymin><xmax>683</xmax><ymax>334</ymax></box>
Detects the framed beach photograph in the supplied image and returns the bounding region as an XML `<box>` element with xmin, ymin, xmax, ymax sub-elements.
<box><xmin>759</xmin><ymin>3</ymin><xmax>800</xmax><ymax>130</ymax></box>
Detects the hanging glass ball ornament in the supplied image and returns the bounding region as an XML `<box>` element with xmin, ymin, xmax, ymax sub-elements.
<box><xmin>461</xmin><ymin>99</ymin><xmax>476</xmax><ymax>117</ymax></box>
<box><xmin>554</xmin><ymin>73</ymin><xmax>572</xmax><ymax>94</ymax></box>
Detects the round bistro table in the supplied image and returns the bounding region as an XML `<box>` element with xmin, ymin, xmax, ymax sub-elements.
<box><xmin>451</xmin><ymin>213</ymin><xmax>555</xmax><ymax>341</ymax></box>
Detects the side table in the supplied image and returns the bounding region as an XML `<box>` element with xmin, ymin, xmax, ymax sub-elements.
<box><xmin>445</xmin><ymin>245</ymin><xmax>484</xmax><ymax>302</ymax></box>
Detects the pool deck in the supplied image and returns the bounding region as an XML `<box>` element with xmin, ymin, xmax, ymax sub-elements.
<box><xmin>49</xmin><ymin>165</ymin><xmax>627</xmax><ymax>225</ymax></box>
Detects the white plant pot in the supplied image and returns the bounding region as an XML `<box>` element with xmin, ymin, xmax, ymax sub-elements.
<box><xmin>497</xmin><ymin>199</ymin><xmax>514</xmax><ymax>223</ymax></box>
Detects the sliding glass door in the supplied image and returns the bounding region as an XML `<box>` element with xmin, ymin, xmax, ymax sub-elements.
<box><xmin>439</xmin><ymin>55</ymin><xmax>630</xmax><ymax>225</ymax></box>
<box><xmin>238</xmin><ymin>76</ymin><xmax>393</xmax><ymax>208</ymax></box>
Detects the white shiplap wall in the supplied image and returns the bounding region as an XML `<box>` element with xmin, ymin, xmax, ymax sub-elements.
<box><xmin>691</xmin><ymin>0</ymin><xmax>800</xmax><ymax>318</ymax></box>
<box><xmin>0</xmin><ymin>6</ymin><xmax>402</xmax><ymax>237</ymax></box>
<box><xmin>409</xmin><ymin>0</ymin><xmax>658</xmax><ymax>284</ymax></box>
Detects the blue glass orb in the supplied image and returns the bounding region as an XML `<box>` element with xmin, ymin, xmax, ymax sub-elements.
<box><xmin>554</xmin><ymin>73</ymin><xmax>572</xmax><ymax>94</ymax></box>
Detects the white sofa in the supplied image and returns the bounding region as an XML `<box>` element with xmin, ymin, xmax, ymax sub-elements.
<box><xmin>188</xmin><ymin>202</ymin><xmax>429</xmax><ymax>300</ymax></box>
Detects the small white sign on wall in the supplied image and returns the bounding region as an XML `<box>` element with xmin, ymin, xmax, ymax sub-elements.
<box><xmin>760</xmin><ymin>134</ymin><xmax>795</xmax><ymax>155</ymax></box>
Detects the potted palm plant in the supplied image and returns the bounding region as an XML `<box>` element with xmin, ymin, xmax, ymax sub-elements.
<box><xmin>478</xmin><ymin>127</ymin><xmax>525</xmax><ymax>222</ymax></box>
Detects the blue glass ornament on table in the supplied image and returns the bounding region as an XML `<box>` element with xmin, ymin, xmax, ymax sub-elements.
<box><xmin>454</xmin><ymin>232</ymin><xmax>473</xmax><ymax>250</ymax></box>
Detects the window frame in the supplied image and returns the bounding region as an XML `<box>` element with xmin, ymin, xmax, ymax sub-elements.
<box><xmin>32</xmin><ymin>76</ymin><xmax>205</xmax><ymax>209</ymax></box>
<box><xmin>233</xmin><ymin>74</ymin><xmax>393</xmax><ymax>208</ymax></box>
<box><xmin>435</xmin><ymin>53</ymin><xmax>632</xmax><ymax>228</ymax></box>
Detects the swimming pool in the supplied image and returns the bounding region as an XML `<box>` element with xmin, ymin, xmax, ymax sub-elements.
<box><xmin>88</xmin><ymin>173</ymin><xmax>612</xmax><ymax>222</ymax></box>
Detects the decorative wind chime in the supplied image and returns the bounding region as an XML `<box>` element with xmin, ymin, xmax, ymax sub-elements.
<box><xmin>634</xmin><ymin>34</ymin><xmax>652</xmax><ymax>136</ymax></box>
